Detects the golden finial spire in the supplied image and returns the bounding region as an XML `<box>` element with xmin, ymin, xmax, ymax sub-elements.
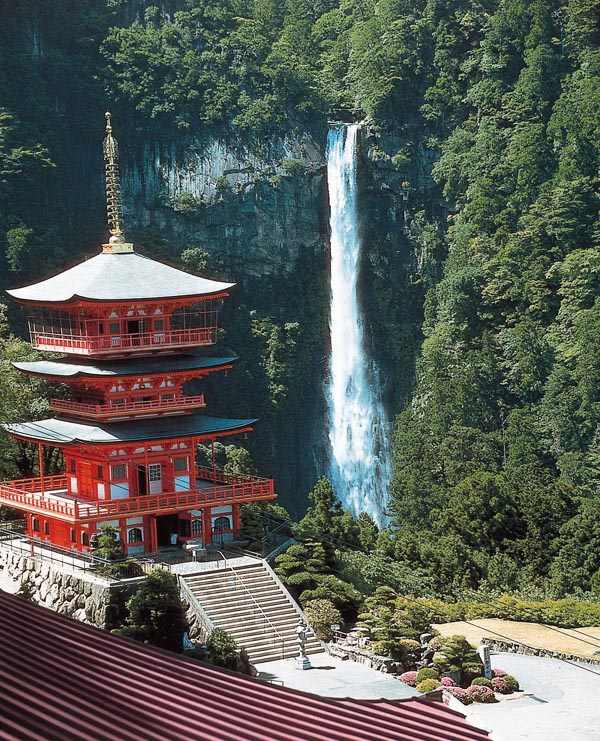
<box><xmin>102</xmin><ymin>112</ymin><xmax>133</xmax><ymax>253</ymax></box>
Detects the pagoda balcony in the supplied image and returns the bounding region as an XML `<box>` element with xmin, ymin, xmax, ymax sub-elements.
<box><xmin>0</xmin><ymin>468</ymin><xmax>274</xmax><ymax>524</ymax></box>
<box><xmin>50</xmin><ymin>394</ymin><xmax>207</xmax><ymax>420</ymax></box>
<box><xmin>30</xmin><ymin>327</ymin><xmax>216</xmax><ymax>356</ymax></box>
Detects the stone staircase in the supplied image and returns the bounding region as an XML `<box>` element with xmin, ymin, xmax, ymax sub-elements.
<box><xmin>181</xmin><ymin>559</ymin><xmax>322</xmax><ymax>664</ymax></box>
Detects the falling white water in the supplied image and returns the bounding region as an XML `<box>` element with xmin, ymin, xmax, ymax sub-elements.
<box><xmin>326</xmin><ymin>124</ymin><xmax>392</xmax><ymax>526</ymax></box>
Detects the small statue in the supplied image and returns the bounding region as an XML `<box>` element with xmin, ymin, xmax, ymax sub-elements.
<box><xmin>295</xmin><ymin>619</ymin><xmax>313</xmax><ymax>670</ymax></box>
<box><xmin>296</xmin><ymin>619</ymin><xmax>309</xmax><ymax>658</ymax></box>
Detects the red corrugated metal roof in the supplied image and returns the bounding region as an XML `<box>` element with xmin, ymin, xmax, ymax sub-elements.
<box><xmin>0</xmin><ymin>592</ymin><xmax>489</xmax><ymax>741</ymax></box>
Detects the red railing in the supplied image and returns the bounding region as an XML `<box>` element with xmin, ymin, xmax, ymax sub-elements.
<box><xmin>0</xmin><ymin>475</ymin><xmax>72</xmax><ymax>517</ymax></box>
<box><xmin>50</xmin><ymin>394</ymin><xmax>206</xmax><ymax>419</ymax></box>
<box><xmin>0</xmin><ymin>471</ymin><xmax>275</xmax><ymax>522</ymax></box>
<box><xmin>30</xmin><ymin>328</ymin><xmax>216</xmax><ymax>355</ymax></box>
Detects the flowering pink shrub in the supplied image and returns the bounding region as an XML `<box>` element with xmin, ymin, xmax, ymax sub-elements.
<box><xmin>492</xmin><ymin>668</ymin><xmax>507</xmax><ymax>677</ymax></box>
<box><xmin>466</xmin><ymin>685</ymin><xmax>497</xmax><ymax>704</ymax></box>
<box><xmin>399</xmin><ymin>671</ymin><xmax>418</xmax><ymax>687</ymax></box>
<box><xmin>441</xmin><ymin>676</ymin><xmax>455</xmax><ymax>687</ymax></box>
<box><xmin>446</xmin><ymin>687</ymin><xmax>473</xmax><ymax>705</ymax></box>
<box><xmin>491</xmin><ymin>677</ymin><xmax>511</xmax><ymax>694</ymax></box>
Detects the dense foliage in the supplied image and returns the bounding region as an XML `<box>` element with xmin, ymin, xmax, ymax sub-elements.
<box><xmin>112</xmin><ymin>569</ymin><xmax>188</xmax><ymax>651</ymax></box>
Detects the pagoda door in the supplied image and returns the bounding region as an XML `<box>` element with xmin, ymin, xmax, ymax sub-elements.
<box><xmin>148</xmin><ymin>463</ymin><xmax>163</xmax><ymax>494</ymax></box>
<box><xmin>78</xmin><ymin>462</ymin><xmax>93</xmax><ymax>498</ymax></box>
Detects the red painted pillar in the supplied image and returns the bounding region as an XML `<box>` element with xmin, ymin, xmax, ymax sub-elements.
<box><xmin>38</xmin><ymin>443</ymin><xmax>45</xmax><ymax>495</ymax></box>
<box><xmin>148</xmin><ymin>515</ymin><xmax>158</xmax><ymax>553</ymax></box>
<box><xmin>232</xmin><ymin>503</ymin><xmax>241</xmax><ymax>538</ymax></box>
<box><xmin>202</xmin><ymin>508</ymin><xmax>212</xmax><ymax>547</ymax></box>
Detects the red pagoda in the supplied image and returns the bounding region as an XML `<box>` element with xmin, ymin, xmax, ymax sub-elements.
<box><xmin>0</xmin><ymin>113</ymin><xmax>275</xmax><ymax>554</ymax></box>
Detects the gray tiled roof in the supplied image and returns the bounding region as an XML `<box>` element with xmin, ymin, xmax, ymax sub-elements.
<box><xmin>13</xmin><ymin>353</ymin><xmax>238</xmax><ymax>378</ymax></box>
<box><xmin>3</xmin><ymin>413</ymin><xmax>256</xmax><ymax>444</ymax></box>
<box><xmin>7</xmin><ymin>251</ymin><xmax>235</xmax><ymax>303</ymax></box>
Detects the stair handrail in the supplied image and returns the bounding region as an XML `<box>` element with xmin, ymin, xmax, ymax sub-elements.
<box><xmin>214</xmin><ymin>550</ymin><xmax>285</xmax><ymax>660</ymax></box>
<box><xmin>179</xmin><ymin>574</ymin><xmax>215</xmax><ymax>636</ymax></box>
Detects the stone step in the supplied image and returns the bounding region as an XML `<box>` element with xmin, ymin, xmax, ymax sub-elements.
<box><xmin>191</xmin><ymin>584</ymin><xmax>282</xmax><ymax>602</ymax></box>
<box><xmin>205</xmin><ymin>605</ymin><xmax>294</xmax><ymax>624</ymax></box>
<box><xmin>194</xmin><ymin>593</ymin><xmax>288</xmax><ymax>611</ymax></box>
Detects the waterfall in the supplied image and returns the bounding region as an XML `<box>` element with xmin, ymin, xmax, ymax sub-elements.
<box><xmin>326</xmin><ymin>124</ymin><xmax>392</xmax><ymax>526</ymax></box>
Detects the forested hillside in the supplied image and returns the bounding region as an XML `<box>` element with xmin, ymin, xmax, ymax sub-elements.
<box><xmin>1</xmin><ymin>0</ymin><xmax>600</xmax><ymax>597</ymax></box>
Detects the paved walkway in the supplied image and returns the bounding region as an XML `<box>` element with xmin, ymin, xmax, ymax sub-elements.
<box><xmin>464</xmin><ymin>653</ymin><xmax>600</xmax><ymax>741</ymax></box>
<box><xmin>434</xmin><ymin>619</ymin><xmax>600</xmax><ymax>660</ymax></box>
<box><xmin>255</xmin><ymin>651</ymin><xmax>418</xmax><ymax>700</ymax></box>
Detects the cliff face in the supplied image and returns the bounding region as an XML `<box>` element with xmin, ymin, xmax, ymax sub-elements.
<box><xmin>121</xmin><ymin>132</ymin><xmax>326</xmax><ymax>276</ymax></box>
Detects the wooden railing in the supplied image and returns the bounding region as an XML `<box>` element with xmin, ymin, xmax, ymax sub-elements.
<box><xmin>31</xmin><ymin>327</ymin><xmax>216</xmax><ymax>355</ymax></box>
<box><xmin>50</xmin><ymin>394</ymin><xmax>206</xmax><ymax>419</ymax></box>
<box><xmin>0</xmin><ymin>471</ymin><xmax>275</xmax><ymax>522</ymax></box>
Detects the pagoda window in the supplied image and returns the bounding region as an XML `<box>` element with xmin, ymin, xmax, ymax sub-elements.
<box><xmin>70</xmin><ymin>528</ymin><xmax>76</xmax><ymax>543</ymax></box>
<box><xmin>97</xmin><ymin>465</ymin><xmax>104</xmax><ymax>481</ymax></box>
<box><xmin>44</xmin><ymin>522</ymin><xmax>50</xmax><ymax>535</ymax></box>
<box><xmin>127</xmin><ymin>527</ymin><xmax>143</xmax><ymax>544</ymax></box>
<box><xmin>191</xmin><ymin>519</ymin><xmax>202</xmax><ymax>537</ymax></box>
<box><xmin>154</xmin><ymin>319</ymin><xmax>165</xmax><ymax>331</ymax></box>
<box><xmin>70</xmin><ymin>459</ymin><xmax>76</xmax><ymax>474</ymax></box>
<box><xmin>111</xmin><ymin>464</ymin><xmax>127</xmax><ymax>480</ymax></box>
<box><xmin>109</xmin><ymin>322</ymin><xmax>120</xmax><ymax>334</ymax></box>
<box><xmin>81</xmin><ymin>532</ymin><xmax>89</xmax><ymax>547</ymax></box>
<box><xmin>173</xmin><ymin>456</ymin><xmax>190</xmax><ymax>492</ymax></box>
<box><xmin>213</xmin><ymin>516</ymin><xmax>231</xmax><ymax>532</ymax></box>
<box><xmin>110</xmin><ymin>463</ymin><xmax>129</xmax><ymax>500</ymax></box>
<box><xmin>32</xmin><ymin>517</ymin><xmax>40</xmax><ymax>532</ymax></box>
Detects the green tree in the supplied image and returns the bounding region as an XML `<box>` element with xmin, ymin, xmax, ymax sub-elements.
<box><xmin>114</xmin><ymin>569</ymin><xmax>187</xmax><ymax>652</ymax></box>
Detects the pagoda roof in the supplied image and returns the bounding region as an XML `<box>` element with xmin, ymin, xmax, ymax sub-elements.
<box><xmin>3</xmin><ymin>413</ymin><xmax>255</xmax><ymax>445</ymax></box>
<box><xmin>13</xmin><ymin>352</ymin><xmax>238</xmax><ymax>379</ymax></box>
<box><xmin>6</xmin><ymin>250</ymin><xmax>235</xmax><ymax>304</ymax></box>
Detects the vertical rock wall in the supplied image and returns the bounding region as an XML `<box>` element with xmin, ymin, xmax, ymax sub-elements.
<box><xmin>0</xmin><ymin>548</ymin><xmax>136</xmax><ymax>629</ymax></box>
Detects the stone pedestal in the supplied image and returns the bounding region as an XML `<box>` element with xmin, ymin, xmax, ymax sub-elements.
<box><xmin>295</xmin><ymin>655</ymin><xmax>312</xmax><ymax>670</ymax></box>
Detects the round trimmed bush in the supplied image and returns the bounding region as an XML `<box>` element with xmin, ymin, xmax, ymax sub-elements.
<box><xmin>471</xmin><ymin>677</ymin><xmax>493</xmax><ymax>688</ymax></box>
<box><xmin>466</xmin><ymin>685</ymin><xmax>497</xmax><ymax>704</ymax></box>
<box><xmin>399</xmin><ymin>671</ymin><xmax>418</xmax><ymax>687</ymax></box>
<box><xmin>491</xmin><ymin>677</ymin><xmax>511</xmax><ymax>694</ymax></box>
<box><xmin>446</xmin><ymin>687</ymin><xmax>473</xmax><ymax>705</ymax></box>
<box><xmin>416</xmin><ymin>678</ymin><xmax>441</xmax><ymax>693</ymax></box>
<box><xmin>503</xmin><ymin>675</ymin><xmax>520</xmax><ymax>692</ymax></box>
<box><xmin>416</xmin><ymin>667</ymin><xmax>440</xmax><ymax>683</ymax></box>
<box><xmin>441</xmin><ymin>676</ymin><xmax>456</xmax><ymax>687</ymax></box>
<box><xmin>492</xmin><ymin>668</ymin><xmax>507</xmax><ymax>677</ymax></box>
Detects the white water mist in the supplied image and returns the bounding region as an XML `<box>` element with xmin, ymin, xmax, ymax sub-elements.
<box><xmin>326</xmin><ymin>124</ymin><xmax>392</xmax><ymax>526</ymax></box>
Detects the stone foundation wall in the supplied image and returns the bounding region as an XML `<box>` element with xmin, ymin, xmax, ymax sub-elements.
<box><xmin>0</xmin><ymin>548</ymin><xmax>142</xmax><ymax>629</ymax></box>
<box><xmin>481</xmin><ymin>637</ymin><xmax>600</xmax><ymax>666</ymax></box>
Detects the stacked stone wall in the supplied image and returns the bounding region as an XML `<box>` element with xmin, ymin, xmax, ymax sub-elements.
<box><xmin>0</xmin><ymin>547</ymin><xmax>141</xmax><ymax>629</ymax></box>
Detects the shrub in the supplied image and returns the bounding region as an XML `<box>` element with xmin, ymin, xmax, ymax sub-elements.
<box><xmin>466</xmin><ymin>685</ymin><xmax>497</xmax><ymax>703</ymax></box>
<box><xmin>399</xmin><ymin>671</ymin><xmax>418</xmax><ymax>686</ymax></box>
<box><xmin>503</xmin><ymin>675</ymin><xmax>520</xmax><ymax>692</ymax></box>
<box><xmin>446</xmin><ymin>687</ymin><xmax>473</xmax><ymax>705</ymax></box>
<box><xmin>416</xmin><ymin>678</ymin><xmax>441</xmax><ymax>693</ymax></box>
<box><xmin>491</xmin><ymin>677</ymin><xmax>511</xmax><ymax>694</ymax></box>
<box><xmin>433</xmin><ymin>635</ymin><xmax>483</xmax><ymax>685</ymax></box>
<box><xmin>471</xmin><ymin>677</ymin><xmax>493</xmax><ymax>688</ymax></box>
<box><xmin>398</xmin><ymin>638</ymin><xmax>421</xmax><ymax>666</ymax></box>
<box><xmin>416</xmin><ymin>667</ymin><xmax>440</xmax><ymax>682</ymax></box>
<box><xmin>206</xmin><ymin>628</ymin><xmax>239</xmax><ymax>670</ymax></box>
<box><xmin>441</xmin><ymin>676</ymin><xmax>456</xmax><ymax>687</ymax></box>
<box><xmin>280</xmin><ymin>158</ymin><xmax>307</xmax><ymax>176</ymax></box>
<box><xmin>492</xmin><ymin>668</ymin><xmax>507</xmax><ymax>677</ymax></box>
<box><xmin>303</xmin><ymin>599</ymin><xmax>342</xmax><ymax>641</ymax></box>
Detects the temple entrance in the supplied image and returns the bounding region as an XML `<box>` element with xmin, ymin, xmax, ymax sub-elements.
<box><xmin>156</xmin><ymin>514</ymin><xmax>179</xmax><ymax>548</ymax></box>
